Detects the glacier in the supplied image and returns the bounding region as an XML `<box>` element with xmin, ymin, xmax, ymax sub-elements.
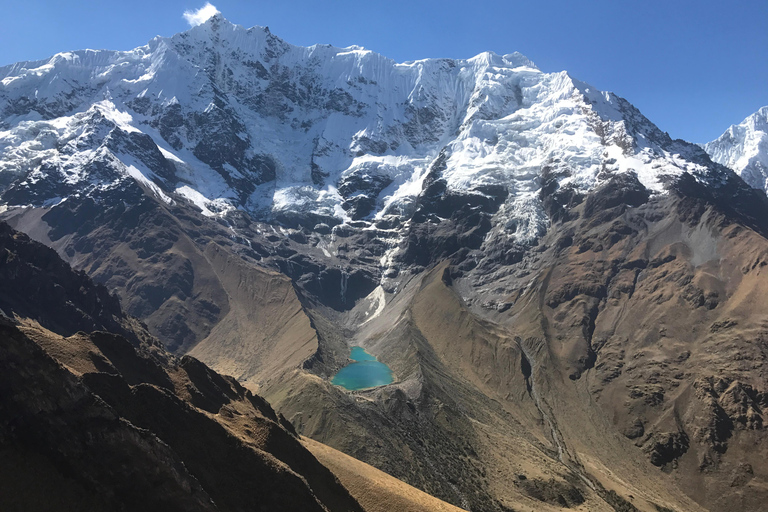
<box><xmin>0</xmin><ymin>13</ymin><xmax>721</xmax><ymax>249</ymax></box>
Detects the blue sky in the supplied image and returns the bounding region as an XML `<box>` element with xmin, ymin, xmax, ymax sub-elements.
<box><xmin>1</xmin><ymin>0</ymin><xmax>765</xmax><ymax>143</ymax></box>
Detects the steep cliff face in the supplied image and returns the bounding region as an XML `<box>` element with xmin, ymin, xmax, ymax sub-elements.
<box><xmin>0</xmin><ymin>221</ymin><xmax>150</xmax><ymax>344</ymax></box>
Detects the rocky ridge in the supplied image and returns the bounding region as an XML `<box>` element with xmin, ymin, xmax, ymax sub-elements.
<box><xmin>0</xmin><ymin>220</ymin><xmax>365</xmax><ymax>512</ymax></box>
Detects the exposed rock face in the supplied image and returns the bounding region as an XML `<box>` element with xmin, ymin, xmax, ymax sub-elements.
<box><xmin>0</xmin><ymin>221</ymin><xmax>142</xmax><ymax>343</ymax></box>
<box><xmin>513</xmin><ymin>173</ymin><xmax>768</xmax><ymax>511</ymax></box>
<box><xmin>259</xmin><ymin>169</ymin><xmax>768</xmax><ymax>512</ymax></box>
<box><xmin>0</xmin><ymin>15</ymin><xmax>714</xmax><ymax>262</ymax></box>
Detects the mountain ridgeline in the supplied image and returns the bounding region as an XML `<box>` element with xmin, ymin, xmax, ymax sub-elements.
<box><xmin>1</xmin><ymin>14</ymin><xmax>768</xmax><ymax>512</ymax></box>
<box><xmin>0</xmin><ymin>221</ymin><xmax>365</xmax><ymax>512</ymax></box>
<box><xmin>705</xmin><ymin>106</ymin><xmax>768</xmax><ymax>194</ymax></box>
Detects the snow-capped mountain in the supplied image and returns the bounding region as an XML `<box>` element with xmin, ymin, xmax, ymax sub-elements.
<box><xmin>0</xmin><ymin>14</ymin><xmax>719</xmax><ymax>247</ymax></box>
<box><xmin>5</xmin><ymin>14</ymin><xmax>768</xmax><ymax>512</ymax></box>
<box><xmin>705</xmin><ymin>106</ymin><xmax>768</xmax><ymax>194</ymax></box>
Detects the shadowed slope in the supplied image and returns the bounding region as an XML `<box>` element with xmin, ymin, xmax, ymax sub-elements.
<box><xmin>0</xmin><ymin>221</ymin><xmax>364</xmax><ymax>512</ymax></box>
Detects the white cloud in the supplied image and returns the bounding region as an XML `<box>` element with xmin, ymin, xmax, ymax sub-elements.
<box><xmin>183</xmin><ymin>2</ymin><xmax>220</xmax><ymax>27</ymax></box>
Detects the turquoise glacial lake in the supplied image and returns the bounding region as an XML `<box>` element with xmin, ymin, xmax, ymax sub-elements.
<box><xmin>332</xmin><ymin>346</ymin><xmax>393</xmax><ymax>390</ymax></box>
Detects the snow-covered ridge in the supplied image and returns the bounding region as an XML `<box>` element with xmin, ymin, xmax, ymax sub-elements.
<box><xmin>705</xmin><ymin>106</ymin><xmax>768</xmax><ymax>194</ymax></box>
<box><xmin>0</xmin><ymin>14</ymin><xmax>718</xmax><ymax>245</ymax></box>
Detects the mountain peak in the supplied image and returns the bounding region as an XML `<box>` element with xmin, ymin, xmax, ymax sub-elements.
<box><xmin>185</xmin><ymin>11</ymin><xmax>244</xmax><ymax>34</ymax></box>
<box><xmin>502</xmin><ymin>51</ymin><xmax>538</xmax><ymax>69</ymax></box>
<box><xmin>0</xmin><ymin>16</ymin><xmax>725</xmax><ymax>250</ymax></box>
<box><xmin>465</xmin><ymin>50</ymin><xmax>538</xmax><ymax>70</ymax></box>
<box><xmin>197</xmin><ymin>11</ymin><xmax>244</xmax><ymax>32</ymax></box>
<box><xmin>748</xmin><ymin>105</ymin><xmax>768</xmax><ymax>128</ymax></box>
<box><xmin>705</xmin><ymin>105</ymin><xmax>768</xmax><ymax>193</ymax></box>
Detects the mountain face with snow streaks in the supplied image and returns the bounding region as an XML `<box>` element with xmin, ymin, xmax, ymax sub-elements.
<box><xmin>705</xmin><ymin>106</ymin><xmax>768</xmax><ymax>194</ymax></box>
<box><xmin>1</xmin><ymin>14</ymin><xmax>720</xmax><ymax>251</ymax></box>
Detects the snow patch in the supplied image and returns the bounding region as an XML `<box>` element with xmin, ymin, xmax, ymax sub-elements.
<box><xmin>157</xmin><ymin>146</ymin><xmax>185</xmax><ymax>163</ymax></box>
<box><xmin>92</xmin><ymin>100</ymin><xmax>140</xmax><ymax>133</ymax></box>
<box><xmin>124</xmin><ymin>164</ymin><xmax>174</xmax><ymax>204</ymax></box>
<box><xmin>361</xmin><ymin>286</ymin><xmax>387</xmax><ymax>325</ymax></box>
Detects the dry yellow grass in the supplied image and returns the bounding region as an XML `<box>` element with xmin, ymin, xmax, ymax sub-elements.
<box><xmin>302</xmin><ymin>436</ymin><xmax>467</xmax><ymax>512</ymax></box>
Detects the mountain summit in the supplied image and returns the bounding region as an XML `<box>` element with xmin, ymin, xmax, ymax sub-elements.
<box><xmin>1</xmin><ymin>15</ymin><xmax>716</xmax><ymax>238</ymax></box>
<box><xmin>705</xmin><ymin>106</ymin><xmax>768</xmax><ymax>193</ymax></box>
